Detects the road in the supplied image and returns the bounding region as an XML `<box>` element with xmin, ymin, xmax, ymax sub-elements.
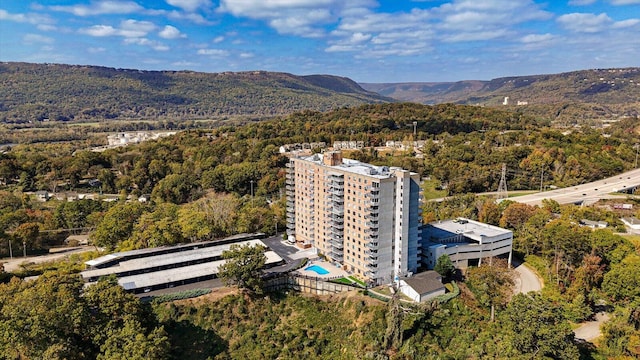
<box><xmin>510</xmin><ymin>167</ymin><xmax>640</xmax><ymax>206</ymax></box>
<box><xmin>574</xmin><ymin>312</ymin><xmax>610</xmax><ymax>342</ymax></box>
<box><xmin>1</xmin><ymin>246</ymin><xmax>95</xmax><ymax>272</ymax></box>
<box><xmin>512</xmin><ymin>260</ymin><xmax>543</xmax><ymax>294</ymax></box>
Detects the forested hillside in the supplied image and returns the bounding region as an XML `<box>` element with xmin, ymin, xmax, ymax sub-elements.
<box><xmin>361</xmin><ymin>68</ymin><xmax>640</xmax><ymax>124</ymax></box>
<box><xmin>0</xmin><ymin>62</ymin><xmax>390</xmax><ymax>123</ymax></box>
<box><xmin>1</xmin><ymin>102</ymin><xmax>640</xmax><ymax>359</ymax></box>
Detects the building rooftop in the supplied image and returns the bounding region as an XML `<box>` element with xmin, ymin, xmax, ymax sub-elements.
<box><xmin>82</xmin><ymin>239</ymin><xmax>268</xmax><ymax>279</ymax></box>
<box><xmin>298</xmin><ymin>153</ymin><xmax>393</xmax><ymax>179</ymax></box>
<box><xmin>424</xmin><ymin>218</ymin><xmax>512</xmax><ymax>243</ymax></box>
<box><xmin>401</xmin><ymin>270</ymin><xmax>445</xmax><ymax>295</ymax></box>
<box><xmin>116</xmin><ymin>251</ymin><xmax>283</xmax><ymax>291</ymax></box>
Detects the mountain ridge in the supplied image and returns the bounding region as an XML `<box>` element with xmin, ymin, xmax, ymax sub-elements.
<box><xmin>0</xmin><ymin>62</ymin><xmax>390</xmax><ymax>123</ymax></box>
<box><xmin>361</xmin><ymin>68</ymin><xmax>640</xmax><ymax>123</ymax></box>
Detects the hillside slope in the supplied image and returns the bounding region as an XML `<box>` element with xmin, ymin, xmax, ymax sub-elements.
<box><xmin>361</xmin><ymin>68</ymin><xmax>640</xmax><ymax>123</ymax></box>
<box><xmin>0</xmin><ymin>62</ymin><xmax>391</xmax><ymax>123</ymax></box>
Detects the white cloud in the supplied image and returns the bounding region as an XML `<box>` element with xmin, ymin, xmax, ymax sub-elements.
<box><xmin>520</xmin><ymin>33</ymin><xmax>555</xmax><ymax>43</ymax></box>
<box><xmin>88</xmin><ymin>47</ymin><xmax>107</xmax><ymax>53</ymax></box>
<box><xmin>557</xmin><ymin>13</ymin><xmax>612</xmax><ymax>33</ymax></box>
<box><xmin>239</xmin><ymin>52</ymin><xmax>254</xmax><ymax>58</ymax></box>
<box><xmin>23</xmin><ymin>33</ymin><xmax>54</xmax><ymax>44</ymax></box>
<box><xmin>197</xmin><ymin>48</ymin><xmax>230</xmax><ymax>56</ymax></box>
<box><xmin>213</xmin><ymin>36</ymin><xmax>225</xmax><ymax>43</ymax></box>
<box><xmin>124</xmin><ymin>38</ymin><xmax>170</xmax><ymax>51</ymax></box>
<box><xmin>0</xmin><ymin>9</ymin><xmax>54</xmax><ymax>25</ymax></box>
<box><xmin>610</xmin><ymin>0</ymin><xmax>640</xmax><ymax>4</ymax></box>
<box><xmin>218</xmin><ymin>0</ymin><xmax>374</xmax><ymax>37</ymax></box>
<box><xmin>166</xmin><ymin>0</ymin><xmax>211</xmax><ymax>12</ymax></box>
<box><xmin>80</xmin><ymin>25</ymin><xmax>119</xmax><ymax>37</ymax></box>
<box><xmin>569</xmin><ymin>0</ymin><xmax>596</xmax><ymax>5</ymax></box>
<box><xmin>49</xmin><ymin>1</ymin><xmax>144</xmax><ymax>16</ymax></box>
<box><xmin>611</xmin><ymin>18</ymin><xmax>640</xmax><ymax>28</ymax></box>
<box><xmin>159</xmin><ymin>25</ymin><xmax>186</xmax><ymax>39</ymax></box>
<box><xmin>80</xmin><ymin>19</ymin><xmax>156</xmax><ymax>38</ymax></box>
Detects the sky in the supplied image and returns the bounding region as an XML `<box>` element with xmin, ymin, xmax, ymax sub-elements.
<box><xmin>1</xmin><ymin>0</ymin><xmax>639</xmax><ymax>83</ymax></box>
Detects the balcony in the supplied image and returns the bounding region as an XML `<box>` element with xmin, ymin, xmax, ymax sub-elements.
<box><xmin>330</xmin><ymin>251</ymin><xmax>344</xmax><ymax>262</ymax></box>
<box><xmin>366</xmin><ymin>241</ymin><xmax>379</xmax><ymax>250</ymax></box>
<box><xmin>365</xmin><ymin>221</ymin><xmax>378</xmax><ymax>228</ymax></box>
<box><xmin>330</xmin><ymin>239</ymin><xmax>344</xmax><ymax>249</ymax></box>
<box><xmin>329</xmin><ymin>188</ymin><xmax>344</xmax><ymax>196</ymax></box>
<box><xmin>365</xmin><ymin>206</ymin><xmax>379</xmax><ymax>213</ymax></box>
<box><xmin>365</xmin><ymin>271</ymin><xmax>378</xmax><ymax>278</ymax></box>
<box><xmin>331</xmin><ymin>195</ymin><xmax>344</xmax><ymax>203</ymax></box>
<box><xmin>285</xmin><ymin>173</ymin><xmax>294</xmax><ymax>180</ymax></box>
<box><xmin>364</xmin><ymin>249</ymin><xmax>377</xmax><ymax>256</ymax></box>
<box><xmin>331</xmin><ymin>206</ymin><xmax>344</xmax><ymax>215</ymax></box>
<box><xmin>286</xmin><ymin>229</ymin><xmax>295</xmax><ymax>236</ymax></box>
<box><xmin>331</xmin><ymin>222</ymin><xmax>344</xmax><ymax>230</ymax></box>
<box><xmin>366</xmin><ymin>263</ymin><xmax>378</xmax><ymax>271</ymax></box>
<box><xmin>365</xmin><ymin>192</ymin><xmax>380</xmax><ymax>200</ymax></box>
<box><xmin>286</xmin><ymin>200</ymin><xmax>294</xmax><ymax>207</ymax></box>
<box><xmin>331</xmin><ymin>248</ymin><xmax>344</xmax><ymax>256</ymax></box>
<box><xmin>368</xmin><ymin>200</ymin><xmax>380</xmax><ymax>207</ymax></box>
<box><xmin>365</xmin><ymin>228</ymin><xmax>379</xmax><ymax>235</ymax></box>
<box><xmin>366</xmin><ymin>213</ymin><xmax>379</xmax><ymax>221</ymax></box>
<box><xmin>286</xmin><ymin>162</ymin><xmax>294</xmax><ymax>168</ymax></box>
<box><xmin>286</xmin><ymin>217</ymin><xmax>295</xmax><ymax>224</ymax></box>
<box><xmin>286</xmin><ymin>205</ymin><xmax>295</xmax><ymax>213</ymax></box>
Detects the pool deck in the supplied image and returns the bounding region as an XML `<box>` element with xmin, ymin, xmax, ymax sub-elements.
<box><xmin>298</xmin><ymin>260</ymin><xmax>348</xmax><ymax>279</ymax></box>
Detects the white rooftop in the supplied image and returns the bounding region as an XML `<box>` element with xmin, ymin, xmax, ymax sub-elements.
<box><xmin>299</xmin><ymin>153</ymin><xmax>393</xmax><ymax>179</ymax></box>
<box><xmin>82</xmin><ymin>239</ymin><xmax>267</xmax><ymax>279</ymax></box>
<box><xmin>425</xmin><ymin>218</ymin><xmax>512</xmax><ymax>242</ymax></box>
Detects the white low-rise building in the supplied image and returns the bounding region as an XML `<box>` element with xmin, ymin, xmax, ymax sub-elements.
<box><xmin>421</xmin><ymin>218</ymin><xmax>513</xmax><ymax>269</ymax></box>
<box><xmin>398</xmin><ymin>270</ymin><xmax>446</xmax><ymax>303</ymax></box>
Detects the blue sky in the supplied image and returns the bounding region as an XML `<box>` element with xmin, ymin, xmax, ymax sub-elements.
<box><xmin>1</xmin><ymin>0</ymin><xmax>639</xmax><ymax>82</ymax></box>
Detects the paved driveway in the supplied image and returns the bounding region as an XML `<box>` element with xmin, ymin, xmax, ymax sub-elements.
<box><xmin>512</xmin><ymin>259</ymin><xmax>543</xmax><ymax>294</ymax></box>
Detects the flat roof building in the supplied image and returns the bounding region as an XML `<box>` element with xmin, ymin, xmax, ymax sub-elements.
<box><xmin>421</xmin><ymin>218</ymin><xmax>512</xmax><ymax>270</ymax></box>
<box><xmin>286</xmin><ymin>151</ymin><xmax>421</xmax><ymax>285</ymax></box>
<box><xmin>81</xmin><ymin>234</ymin><xmax>283</xmax><ymax>294</ymax></box>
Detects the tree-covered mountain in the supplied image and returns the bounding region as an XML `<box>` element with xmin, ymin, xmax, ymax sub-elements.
<box><xmin>361</xmin><ymin>68</ymin><xmax>640</xmax><ymax>124</ymax></box>
<box><xmin>0</xmin><ymin>62</ymin><xmax>391</xmax><ymax>123</ymax></box>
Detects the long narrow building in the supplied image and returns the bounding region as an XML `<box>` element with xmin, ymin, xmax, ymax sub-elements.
<box><xmin>286</xmin><ymin>151</ymin><xmax>421</xmax><ymax>284</ymax></box>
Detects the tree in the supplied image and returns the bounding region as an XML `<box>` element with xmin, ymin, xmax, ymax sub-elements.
<box><xmin>434</xmin><ymin>254</ymin><xmax>455</xmax><ymax>279</ymax></box>
<box><xmin>602</xmin><ymin>254</ymin><xmax>640</xmax><ymax>302</ymax></box>
<box><xmin>466</xmin><ymin>260</ymin><xmax>514</xmax><ymax>322</ymax></box>
<box><xmin>218</xmin><ymin>243</ymin><xmax>267</xmax><ymax>294</ymax></box>
<box><xmin>502</xmin><ymin>293</ymin><xmax>579</xmax><ymax>359</ymax></box>
<box><xmin>90</xmin><ymin>202</ymin><xmax>145</xmax><ymax>250</ymax></box>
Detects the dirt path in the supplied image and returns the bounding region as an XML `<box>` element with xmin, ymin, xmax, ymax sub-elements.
<box><xmin>1</xmin><ymin>246</ymin><xmax>95</xmax><ymax>272</ymax></box>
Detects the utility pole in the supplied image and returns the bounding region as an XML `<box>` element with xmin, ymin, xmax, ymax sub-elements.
<box><xmin>412</xmin><ymin>121</ymin><xmax>417</xmax><ymax>137</ymax></box>
<box><xmin>23</xmin><ymin>241</ymin><xmax>26</xmax><ymax>258</ymax></box>
<box><xmin>497</xmin><ymin>163</ymin><xmax>508</xmax><ymax>200</ymax></box>
<box><xmin>8</xmin><ymin>239</ymin><xmax>12</xmax><ymax>259</ymax></box>
<box><xmin>250</xmin><ymin>180</ymin><xmax>254</xmax><ymax>207</ymax></box>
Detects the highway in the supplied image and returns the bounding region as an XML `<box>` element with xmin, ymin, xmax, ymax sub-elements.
<box><xmin>509</xmin><ymin>167</ymin><xmax>640</xmax><ymax>206</ymax></box>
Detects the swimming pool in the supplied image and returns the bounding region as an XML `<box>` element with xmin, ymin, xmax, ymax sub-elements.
<box><xmin>305</xmin><ymin>264</ymin><xmax>330</xmax><ymax>275</ymax></box>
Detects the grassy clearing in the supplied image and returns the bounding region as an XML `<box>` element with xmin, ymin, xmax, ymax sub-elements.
<box><xmin>621</xmin><ymin>234</ymin><xmax>640</xmax><ymax>248</ymax></box>
<box><xmin>422</xmin><ymin>179</ymin><xmax>448</xmax><ymax>200</ymax></box>
<box><xmin>348</xmin><ymin>276</ymin><xmax>366</xmax><ymax>287</ymax></box>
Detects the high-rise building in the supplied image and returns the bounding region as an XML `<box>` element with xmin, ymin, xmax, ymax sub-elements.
<box><xmin>285</xmin><ymin>151</ymin><xmax>421</xmax><ymax>284</ymax></box>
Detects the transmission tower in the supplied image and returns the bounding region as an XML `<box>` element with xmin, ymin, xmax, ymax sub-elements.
<box><xmin>497</xmin><ymin>163</ymin><xmax>508</xmax><ymax>200</ymax></box>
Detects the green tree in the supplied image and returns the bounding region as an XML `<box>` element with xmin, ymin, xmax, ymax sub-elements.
<box><xmin>434</xmin><ymin>254</ymin><xmax>455</xmax><ymax>279</ymax></box>
<box><xmin>218</xmin><ymin>243</ymin><xmax>267</xmax><ymax>294</ymax></box>
<box><xmin>602</xmin><ymin>254</ymin><xmax>640</xmax><ymax>302</ymax></box>
<box><xmin>90</xmin><ymin>202</ymin><xmax>146</xmax><ymax>250</ymax></box>
<box><xmin>501</xmin><ymin>293</ymin><xmax>579</xmax><ymax>359</ymax></box>
<box><xmin>466</xmin><ymin>260</ymin><xmax>514</xmax><ymax>322</ymax></box>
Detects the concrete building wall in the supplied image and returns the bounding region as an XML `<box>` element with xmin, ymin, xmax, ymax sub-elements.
<box><xmin>286</xmin><ymin>152</ymin><xmax>421</xmax><ymax>285</ymax></box>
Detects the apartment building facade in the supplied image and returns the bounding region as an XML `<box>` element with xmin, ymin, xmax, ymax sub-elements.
<box><xmin>286</xmin><ymin>151</ymin><xmax>421</xmax><ymax>284</ymax></box>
